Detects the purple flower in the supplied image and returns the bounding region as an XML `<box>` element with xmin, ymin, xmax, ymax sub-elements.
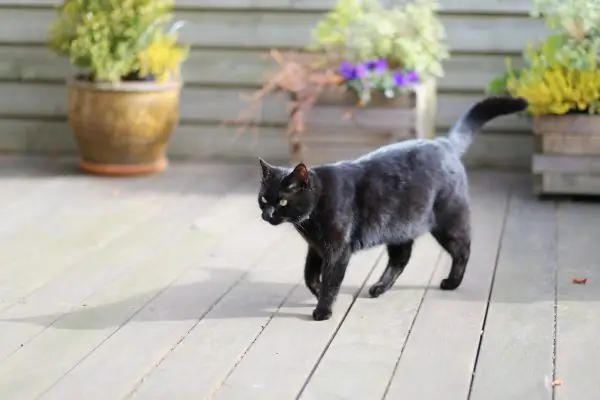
<box><xmin>394</xmin><ymin>70</ymin><xmax>420</xmax><ymax>87</ymax></box>
<box><xmin>355</xmin><ymin>63</ymin><xmax>368</xmax><ymax>78</ymax></box>
<box><xmin>405</xmin><ymin>70</ymin><xmax>420</xmax><ymax>83</ymax></box>
<box><xmin>339</xmin><ymin>61</ymin><xmax>357</xmax><ymax>80</ymax></box>
<box><xmin>393</xmin><ymin>71</ymin><xmax>406</xmax><ymax>86</ymax></box>
<box><xmin>365</xmin><ymin>59</ymin><xmax>388</xmax><ymax>74</ymax></box>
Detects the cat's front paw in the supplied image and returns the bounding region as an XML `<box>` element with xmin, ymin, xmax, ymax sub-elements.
<box><xmin>312</xmin><ymin>307</ymin><xmax>332</xmax><ymax>321</ymax></box>
<box><xmin>368</xmin><ymin>283</ymin><xmax>387</xmax><ymax>298</ymax></box>
<box><xmin>440</xmin><ymin>278</ymin><xmax>460</xmax><ymax>290</ymax></box>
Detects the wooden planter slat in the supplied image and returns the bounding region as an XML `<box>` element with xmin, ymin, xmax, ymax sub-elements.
<box><xmin>532</xmin><ymin>114</ymin><xmax>600</xmax><ymax>195</ymax></box>
<box><xmin>307</xmin><ymin>106</ymin><xmax>416</xmax><ymax>131</ymax></box>
<box><xmin>532</xmin><ymin>154</ymin><xmax>600</xmax><ymax>174</ymax></box>
<box><xmin>534</xmin><ymin>133</ymin><xmax>600</xmax><ymax>156</ymax></box>
<box><xmin>533</xmin><ymin>172</ymin><xmax>600</xmax><ymax>196</ymax></box>
<box><xmin>532</xmin><ymin>115</ymin><xmax>600</xmax><ymax>135</ymax></box>
<box><xmin>288</xmin><ymin>78</ymin><xmax>437</xmax><ymax>165</ymax></box>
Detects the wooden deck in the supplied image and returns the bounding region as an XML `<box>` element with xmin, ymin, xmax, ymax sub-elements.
<box><xmin>0</xmin><ymin>155</ymin><xmax>598</xmax><ymax>400</ymax></box>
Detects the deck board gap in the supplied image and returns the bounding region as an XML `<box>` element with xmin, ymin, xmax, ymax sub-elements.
<box><xmin>124</xmin><ymin>231</ymin><xmax>294</xmax><ymax>399</ymax></box>
<box><xmin>380</xmin><ymin>250</ymin><xmax>444</xmax><ymax>400</ymax></box>
<box><xmin>466</xmin><ymin>181</ymin><xmax>514</xmax><ymax>400</ymax></box>
<box><xmin>295</xmin><ymin>249</ymin><xmax>386</xmax><ymax>400</ymax></box>
<box><xmin>208</xmin><ymin>275</ymin><xmax>304</xmax><ymax>398</ymax></box>
<box><xmin>551</xmin><ymin>203</ymin><xmax>559</xmax><ymax>400</ymax></box>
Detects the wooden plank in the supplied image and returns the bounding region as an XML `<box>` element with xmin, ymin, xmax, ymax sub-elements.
<box><xmin>0</xmin><ymin>171</ymin><xmax>267</xmax><ymax>399</ymax></box>
<box><xmin>0</xmin><ymin>119</ymin><xmax>291</xmax><ymax>163</ymax></box>
<box><xmin>435</xmin><ymin>93</ymin><xmax>529</xmax><ymax>132</ymax></box>
<box><xmin>0</xmin><ymin>9</ymin><xmax>547</xmax><ymax>53</ymax></box>
<box><xmin>300</xmin><ymin>142</ymin><xmax>394</xmax><ymax>167</ymax></box>
<box><xmin>555</xmin><ymin>202</ymin><xmax>600</xmax><ymax>400</ymax></box>
<box><xmin>536</xmin><ymin>133</ymin><xmax>600</xmax><ymax>156</ymax></box>
<box><xmin>299</xmin><ymin>236</ymin><xmax>442</xmax><ymax>399</ymax></box>
<box><xmin>0</xmin><ymin>119</ymin><xmax>533</xmax><ymax>169</ymax></box>
<box><xmin>384</xmin><ymin>171</ymin><xmax>513</xmax><ymax>399</ymax></box>
<box><xmin>34</xmin><ymin>192</ymin><xmax>289</xmax><ymax>400</ymax></box>
<box><xmin>168</xmin><ymin>124</ymin><xmax>290</xmax><ymax>162</ymax></box>
<box><xmin>306</xmin><ymin>106</ymin><xmax>416</xmax><ymax>132</ymax></box>
<box><xmin>185</xmin><ymin>13</ymin><xmax>549</xmax><ymax>53</ymax></box>
<box><xmin>441</xmin><ymin>54</ymin><xmax>523</xmax><ymax>92</ymax></box>
<box><xmin>291</xmin><ymin>93</ymin><xmax>422</xmax><ymax>162</ymax></box>
<box><xmin>0</xmin><ymin>158</ymin><xmax>60</xmax><ymax>209</ymax></box>
<box><xmin>125</xmin><ymin>227</ymin><xmax>306</xmax><ymax>399</ymax></box>
<box><xmin>0</xmin><ymin>46</ymin><xmax>520</xmax><ymax>93</ymax></box>
<box><xmin>0</xmin><ymin>83</ymin><xmax>287</xmax><ymax>125</ymax></box>
<box><xmin>0</xmin><ymin>175</ymin><xmax>97</xmax><ymax>237</ymax></box>
<box><xmin>533</xmin><ymin>154</ymin><xmax>600</xmax><ymax>174</ymax></box>
<box><xmin>0</xmin><ymin>83</ymin><xmax>529</xmax><ymax>132</ymax></box>
<box><xmin>0</xmin><ymin>0</ymin><xmax>534</xmax><ymax>13</ymax></box>
<box><xmin>0</xmin><ymin>167</ymin><xmax>249</xmax><ymax>362</ymax></box>
<box><xmin>536</xmin><ymin>172</ymin><xmax>600</xmax><ymax>196</ymax></box>
<box><xmin>0</xmin><ymin>118</ymin><xmax>78</xmax><ymax>152</ymax></box>
<box><xmin>209</xmin><ymin>130</ymin><xmax>532</xmax><ymax>169</ymax></box>
<box><xmin>182</xmin><ymin>0</ymin><xmax>534</xmax><ymax>13</ymax></box>
<box><xmin>532</xmin><ymin>115</ymin><xmax>600</xmax><ymax>136</ymax></box>
<box><xmin>462</xmin><ymin>131</ymin><xmax>532</xmax><ymax>169</ymax></box>
<box><xmin>469</xmin><ymin>177</ymin><xmax>556</xmax><ymax>400</ymax></box>
<box><xmin>0</xmin><ymin>116</ymin><xmax>533</xmax><ymax>169</ymax></box>
<box><xmin>0</xmin><ymin>189</ymin><xmax>162</xmax><ymax>297</ymax></box>
<box><xmin>208</xmin><ymin>248</ymin><xmax>384</xmax><ymax>399</ymax></box>
<box><xmin>0</xmin><ymin>162</ymin><xmax>223</xmax><ymax>284</ymax></box>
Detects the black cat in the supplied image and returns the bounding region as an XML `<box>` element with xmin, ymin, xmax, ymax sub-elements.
<box><xmin>257</xmin><ymin>96</ymin><xmax>528</xmax><ymax>321</ymax></box>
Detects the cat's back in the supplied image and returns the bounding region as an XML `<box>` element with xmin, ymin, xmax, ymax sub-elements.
<box><xmin>352</xmin><ymin>138</ymin><xmax>453</xmax><ymax>178</ymax></box>
<box><xmin>314</xmin><ymin>137</ymin><xmax>461</xmax><ymax>196</ymax></box>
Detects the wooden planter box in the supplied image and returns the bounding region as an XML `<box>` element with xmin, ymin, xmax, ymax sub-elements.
<box><xmin>532</xmin><ymin>115</ymin><xmax>600</xmax><ymax>195</ymax></box>
<box><xmin>288</xmin><ymin>79</ymin><xmax>437</xmax><ymax>165</ymax></box>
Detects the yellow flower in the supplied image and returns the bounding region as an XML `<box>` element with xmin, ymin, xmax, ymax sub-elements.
<box><xmin>138</xmin><ymin>33</ymin><xmax>188</xmax><ymax>82</ymax></box>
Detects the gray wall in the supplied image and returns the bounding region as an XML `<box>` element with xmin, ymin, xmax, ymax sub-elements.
<box><xmin>0</xmin><ymin>0</ymin><xmax>545</xmax><ymax>168</ymax></box>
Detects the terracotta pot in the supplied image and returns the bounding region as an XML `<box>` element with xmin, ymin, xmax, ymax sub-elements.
<box><xmin>67</xmin><ymin>79</ymin><xmax>182</xmax><ymax>176</ymax></box>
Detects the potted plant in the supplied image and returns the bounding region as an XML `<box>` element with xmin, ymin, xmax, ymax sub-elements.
<box><xmin>48</xmin><ymin>0</ymin><xmax>189</xmax><ymax>175</ymax></box>
<box><xmin>488</xmin><ymin>0</ymin><xmax>600</xmax><ymax>195</ymax></box>
<box><xmin>235</xmin><ymin>0</ymin><xmax>449</xmax><ymax>165</ymax></box>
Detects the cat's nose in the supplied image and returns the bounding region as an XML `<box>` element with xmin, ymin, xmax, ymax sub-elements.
<box><xmin>262</xmin><ymin>207</ymin><xmax>274</xmax><ymax>221</ymax></box>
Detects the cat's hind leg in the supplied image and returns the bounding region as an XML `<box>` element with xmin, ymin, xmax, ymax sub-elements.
<box><xmin>304</xmin><ymin>246</ymin><xmax>323</xmax><ymax>299</ymax></box>
<box><xmin>431</xmin><ymin>212</ymin><xmax>471</xmax><ymax>290</ymax></box>
<box><xmin>368</xmin><ymin>240</ymin><xmax>414</xmax><ymax>298</ymax></box>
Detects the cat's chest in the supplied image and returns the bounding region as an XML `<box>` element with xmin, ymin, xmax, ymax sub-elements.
<box><xmin>293</xmin><ymin>221</ymin><xmax>339</xmax><ymax>255</ymax></box>
<box><xmin>294</xmin><ymin>223</ymin><xmax>321</xmax><ymax>248</ymax></box>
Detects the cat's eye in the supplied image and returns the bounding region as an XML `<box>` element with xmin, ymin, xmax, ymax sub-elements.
<box><xmin>260</xmin><ymin>196</ymin><xmax>267</xmax><ymax>203</ymax></box>
<box><xmin>279</xmin><ymin>199</ymin><xmax>288</xmax><ymax>207</ymax></box>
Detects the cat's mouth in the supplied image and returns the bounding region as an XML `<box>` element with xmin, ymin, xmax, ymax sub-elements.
<box><xmin>261</xmin><ymin>211</ymin><xmax>284</xmax><ymax>226</ymax></box>
<box><xmin>264</xmin><ymin>218</ymin><xmax>284</xmax><ymax>226</ymax></box>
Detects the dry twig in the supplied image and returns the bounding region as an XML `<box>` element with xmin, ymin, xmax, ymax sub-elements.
<box><xmin>228</xmin><ymin>50</ymin><xmax>344</xmax><ymax>138</ymax></box>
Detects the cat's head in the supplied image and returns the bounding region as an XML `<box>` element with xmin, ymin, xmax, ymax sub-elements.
<box><xmin>257</xmin><ymin>158</ymin><xmax>317</xmax><ymax>226</ymax></box>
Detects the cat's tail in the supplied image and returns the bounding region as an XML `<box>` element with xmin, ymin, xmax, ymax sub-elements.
<box><xmin>446</xmin><ymin>96</ymin><xmax>528</xmax><ymax>156</ymax></box>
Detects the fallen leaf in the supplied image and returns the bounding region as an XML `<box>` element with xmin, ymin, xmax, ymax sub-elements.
<box><xmin>552</xmin><ymin>379</ymin><xmax>563</xmax><ymax>387</ymax></box>
<box><xmin>572</xmin><ymin>278</ymin><xmax>588</xmax><ymax>285</ymax></box>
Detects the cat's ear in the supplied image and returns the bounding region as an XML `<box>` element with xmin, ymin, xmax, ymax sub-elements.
<box><xmin>258</xmin><ymin>157</ymin><xmax>274</xmax><ymax>180</ymax></box>
<box><xmin>286</xmin><ymin>163</ymin><xmax>309</xmax><ymax>190</ymax></box>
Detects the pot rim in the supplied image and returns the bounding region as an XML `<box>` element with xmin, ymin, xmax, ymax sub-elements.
<box><xmin>67</xmin><ymin>77</ymin><xmax>183</xmax><ymax>92</ymax></box>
